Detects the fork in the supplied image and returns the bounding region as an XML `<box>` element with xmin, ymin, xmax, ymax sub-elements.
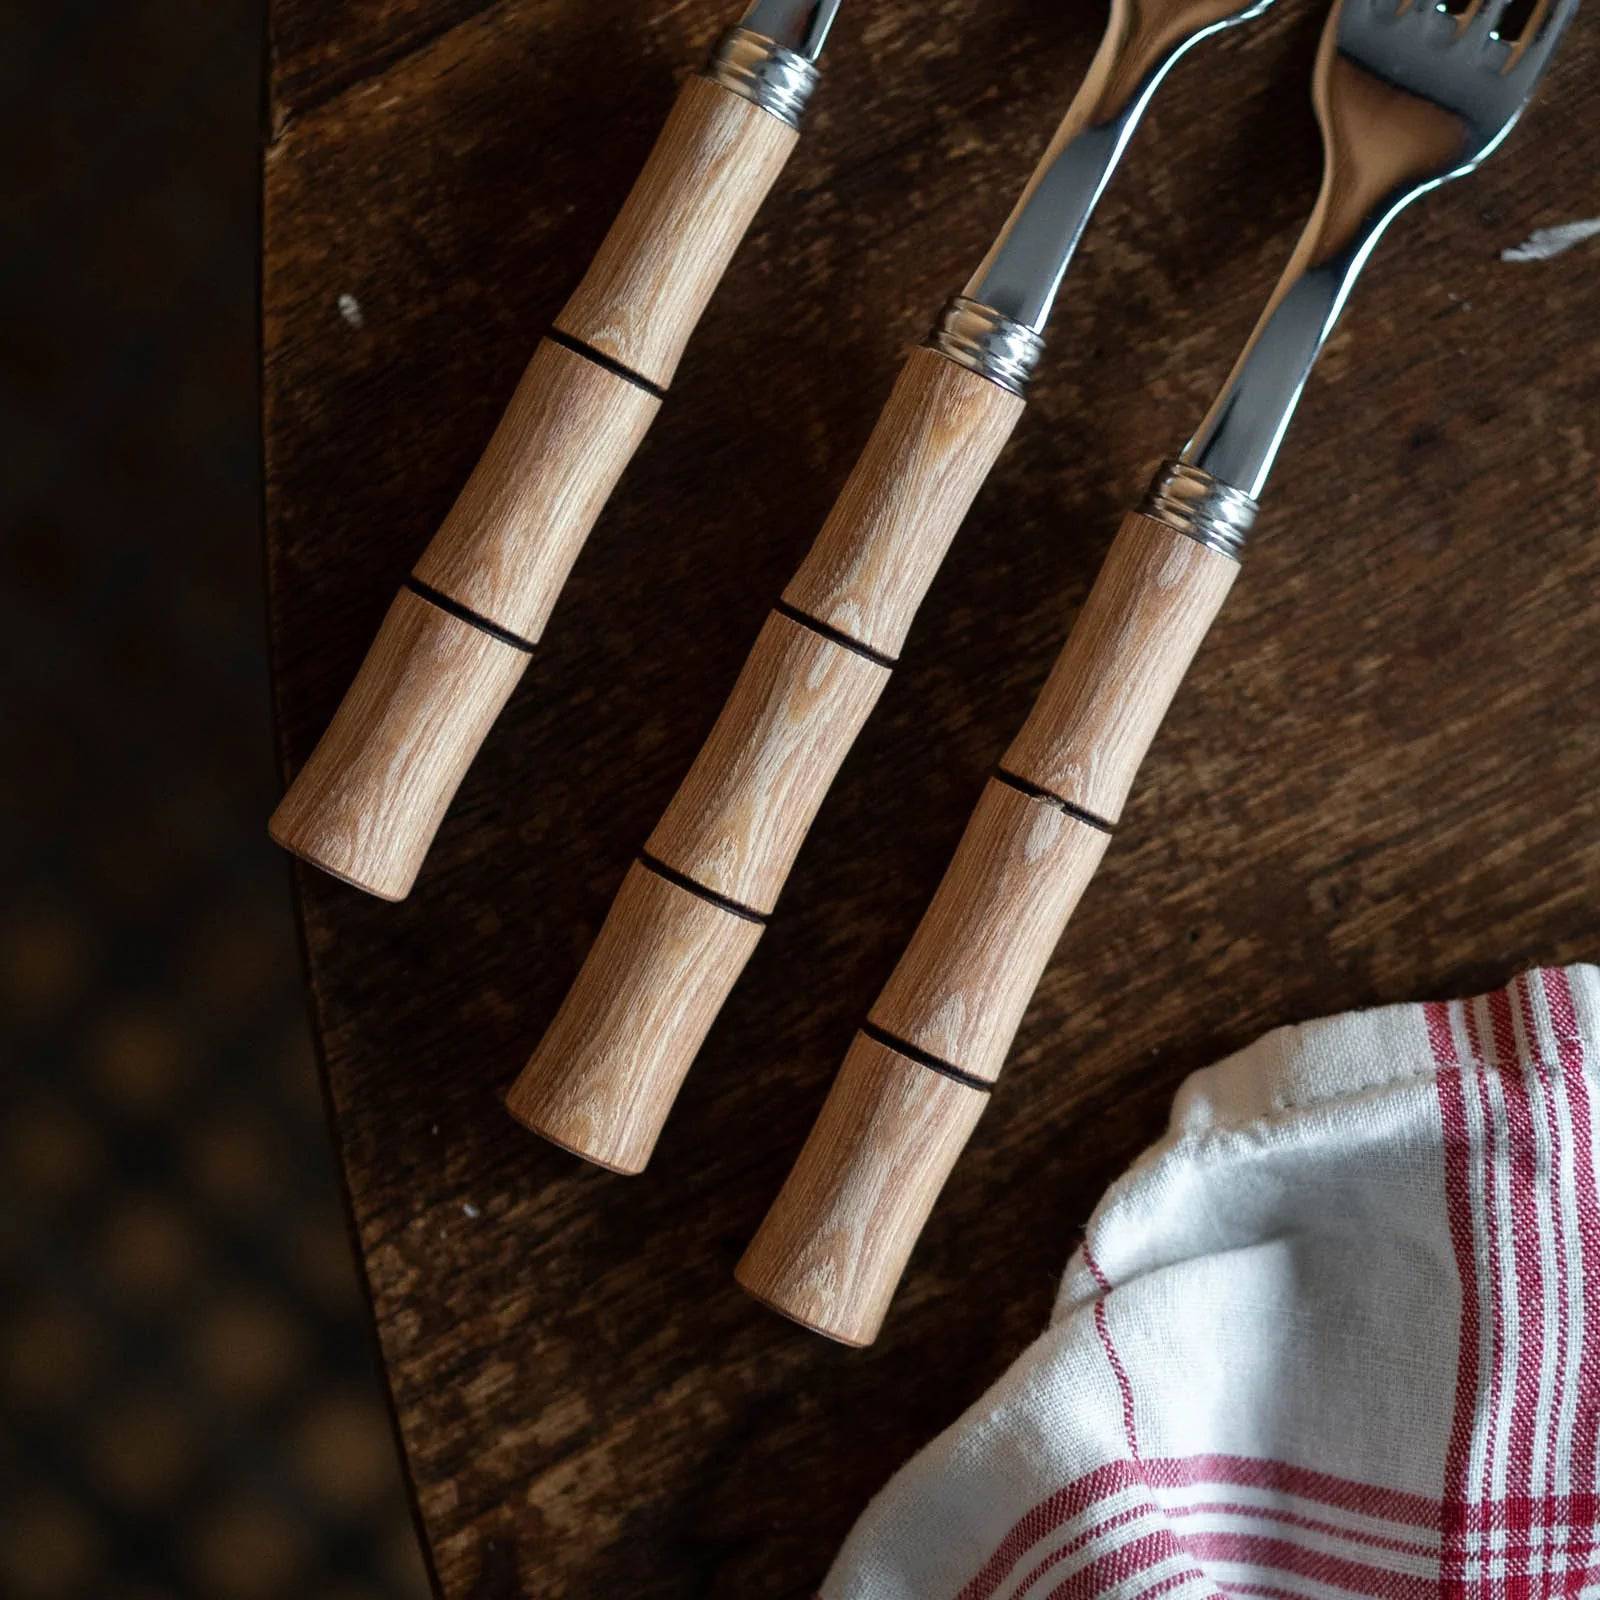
<box><xmin>506</xmin><ymin>0</ymin><xmax>1282</xmax><ymax>1175</ymax></box>
<box><xmin>737</xmin><ymin>0</ymin><xmax>1580</xmax><ymax>1346</ymax></box>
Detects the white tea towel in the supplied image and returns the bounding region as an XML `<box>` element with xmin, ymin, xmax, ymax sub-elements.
<box><xmin>823</xmin><ymin>965</ymin><xmax>1600</xmax><ymax>1600</ymax></box>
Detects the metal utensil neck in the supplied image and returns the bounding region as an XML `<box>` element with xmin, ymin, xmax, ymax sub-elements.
<box><xmin>962</xmin><ymin>4</ymin><xmax>1263</xmax><ymax>338</ymax></box>
<box><xmin>962</xmin><ymin>109</ymin><xmax>1140</xmax><ymax>336</ymax></box>
<box><xmin>1139</xmin><ymin>460</ymin><xmax>1256</xmax><ymax>560</ymax></box>
<box><xmin>703</xmin><ymin>27</ymin><xmax>821</xmax><ymax>127</ymax></box>
<box><xmin>1181</xmin><ymin>208</ymin><xmax>1398</xmax><ymax>500</ymax></box>
<box><xmin>925</xmin><ymin>298</ymin><xmax>1046</xmax><ymax>397</ymax></box>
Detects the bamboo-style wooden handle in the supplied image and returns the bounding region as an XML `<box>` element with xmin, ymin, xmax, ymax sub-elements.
<box><xmin>506</xmin><ymin>346</ymin><xmax>1025</xmax><ymax>1169</ymax></box>
<box><xmin>646</xmin><ymin>613</ymin><xmax>892</xmax><ymax>912</ymax></box>
<box><xmin>270</xmin><ymin>75</ymin><xmax>799</xmax><ymax>899</ymax></box>
<box><xmin>504</xmin><ymin>861</ymin><xmax>764</xmax><ymax>1174</ymax></box>
<box><xmin>784</xmin><ymin>346</ymin><xmax>1026</xmax><ymax>657</ymax></box>
<box><xmin>740</xmin><ymin>511</ymin><xmax>1240</xmax><ymax>1341</ymax></box>
<box><xmin>735</xmin><ymin>1032</ymin><xmax>987</xmax><ymax>1345</ymax></box>
<box><xmin>266</xmin><ymin>588</ymin><xmax>532</xmax><ymax>901</ymax></box>
<box><xmin>1000</xmin><ymin>512</ymin><xmax>1240</xmax><ymax>823</ymax></box>
<box><xmin>555</xmin><ymin>75</ymin><xmax>798</xmax><ymax>391</ymax></box>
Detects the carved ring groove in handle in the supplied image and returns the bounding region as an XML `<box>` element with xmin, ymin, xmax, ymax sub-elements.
<box><xmin>858</xmin><ymin>1021</ymin><xmax>995</xmax><ymax>1093</ymax></box>
<box><xmin>635</xmin><ymin>851</ymin><xmax>768</xmax><ymax>925</ymax></box>
<box><xmin>989</xmin><ymin>765</ymin><xmax>1115</xmax><ymax>835</ymax></box>
<box><xmin>402</xmin><ymin>577</ymin><xmax>538</xmax><ymax>654</ymax></box>
<box><xmin>544</xmin><ymin>328</ymin><xmax>669</xmax><ymax>401</ymax></box>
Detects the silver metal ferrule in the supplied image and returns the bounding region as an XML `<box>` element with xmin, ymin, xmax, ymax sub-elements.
<box><xmin>1139</xmin><ymin>460</ymin><xmax>1256</xmax><ymax>562</ymax></box>
<box><xmin>703</xmin><ymin>27</ymin><xmax>820</xmax><ymax>128</ymax></box>
<box><xmin>926</xmin><ymin>297</ymin><xmax>1046</xmax><ymax>398</ymax></box>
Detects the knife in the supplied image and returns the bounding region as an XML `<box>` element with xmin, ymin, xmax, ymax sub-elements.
<box><xmin>270</xmin><ymin>0</ymin><xmax>842</xmax><ymax>900</ymax></box>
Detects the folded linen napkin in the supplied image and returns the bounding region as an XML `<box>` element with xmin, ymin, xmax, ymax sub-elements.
<box><xmin>823</xmin><ymin>965</ymin><xmax>1600</xmax><ymax>1600</ymax></box>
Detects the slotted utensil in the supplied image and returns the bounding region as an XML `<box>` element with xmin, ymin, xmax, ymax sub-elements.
<box><xmin>738</xmin><ymin>0</ymin><xmax>1581</xmax><ymax>1345</ymax></box>
<box><xmin>270</xmin><ymin>1</ymin><xmax>842</xmax><ymax>900</ymax></box>
<box><xmin>507</xmin><ymin>0</ymin><xmax>1283</xmax><ymax>1175</ymax></box>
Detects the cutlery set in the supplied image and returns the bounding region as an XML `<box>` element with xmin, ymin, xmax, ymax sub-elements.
<box><xmin>272</xmin><ymin>0</ymin><xmax>1578</xmax><ymax>1343</ymax></box>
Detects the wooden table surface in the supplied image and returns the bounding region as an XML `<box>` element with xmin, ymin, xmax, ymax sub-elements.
<box><xmin>263</xmin><ymin>1</ymin><xmax>1599</xmax><ymax>1593</ymax></box>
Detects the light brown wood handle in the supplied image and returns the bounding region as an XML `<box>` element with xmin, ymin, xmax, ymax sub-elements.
<box><xmin>739</xmin><ymin>510</ymin><xmax>1240</xmax><ymax>1343</ymax></box>
<box><xmin>506</xmin><ymin>345</ymin><xmax>1027</xmax><ymax>1169</ymax></box>
<box><xmin>270</xmin><ymin>76</ymin><xmax>798</xmax><ymax>900</ymax></box>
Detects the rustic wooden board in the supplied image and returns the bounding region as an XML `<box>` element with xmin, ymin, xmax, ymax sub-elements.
<box><xmin>263</xmin><ymin>2</ymin><xmax>1600</xmax><ymax>1593</ymax></box>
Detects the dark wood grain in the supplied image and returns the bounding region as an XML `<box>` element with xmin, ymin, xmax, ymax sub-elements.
<box><xmin>264</xmin><ymin>2</ymin><xmax>1600</xmax><ymax>1593</ymax></box>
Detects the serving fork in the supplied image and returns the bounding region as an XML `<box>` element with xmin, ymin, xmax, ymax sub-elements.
<box><xmin>269</xmin><ymin>1</ymin><xmax>842</xmax><ymax>900</ymax></box>
<box><xmin>738</xmin><ymin>0</ymin><xmax>1581</xmax><ymax>1345</ymax></box>
<box><xmin>507</xmin><ymin>0</ymin><xmax>1282</xmax><ymax>1174</ymax></box>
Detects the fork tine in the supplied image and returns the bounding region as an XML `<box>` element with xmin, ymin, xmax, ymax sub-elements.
<box><xmin>1450</xmin><ymin>0</ymin><xmax>1490</xmax><ymax>30</ymax></box>
<box><xmin>1515</xmin><ymin>0</ymin><xmax>1580</xmax><ymax>69</ymax></box>
<box><xmin>1497</xmin><ymin>0</ymin><xmax>1574</xmax><ymax>72</ymax></box>
<box><xmin>1500</xmin><ymin>0</ymin><xmax>1555</xmax><ymax>55</ymax></box>
<box><xmin>1464</xmin><ymin>0</ymin><xmax>1513</xmax><ymax>42</ymax></box>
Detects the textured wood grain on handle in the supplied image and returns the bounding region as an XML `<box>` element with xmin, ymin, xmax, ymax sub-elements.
<box><xmin>1002</xmin><ymin>511</ymin><xmax>1239</xmax><ymax>823</ymax></box>
<box><xmin>646</xmin><ymin>613</ymin><xmax>891</xmax><ymax>912</ymax></box>
<box><xmin>411</xmin><ymin>339</ymin><xmax>660</xmax><ymax>642</ymax></box>
<box><xmin>270</xmin><ymin>342</ymin><xmax>656</xmax><ymax>898</ymax></box>
<box><xmin>871</xmin><ymin>780</ymin><xmax>1110</xmax><ymax>1080</ymax></box>
<box><xmin>506</xmin><ymin>346</ymin><xmax>1025</xmax><ymax>1168</ymax></box>
<box><xmin>742</xmin><ymin>512</ymin><xmax>1240</xmax><ymax>1342</ymax></box>
<box><xmin>506</xmin><ymin>862</ymin><xmax>763</xmax><ymax>1174</ymax></box>
<box><xmin>505</xmin><ymin>612</ymin><xmax>886</xmax><ymax>1170</ymax></box>
<box><xmin>785</xmin><ymin>345</ymin><xmax>1025</xmax><ymax>657</ymax></box>
<box><xmin>272</xmin><ymin>74</ymin><xmax>798</xmax><ymax>899</ymax></box>
<box><xmin>735</xmin><ymin>1032</ymin><xmax>986</xmax><ymax>1346</ymax></box>
<box><xmin>556</xmin><ymin>74</ymin><xmax>797</xmax><ymax>390</ymax></box>
<box><xmin>268</xmin><ymin>589</ymin><xmax>531</xmax><ymax>900</ymax></box>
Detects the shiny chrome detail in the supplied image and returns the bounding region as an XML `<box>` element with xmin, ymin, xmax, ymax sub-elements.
<box><xmin>926</xmin><ymin>297</ymin><xmax>1047</xmax><ymax>397</ymax></box>
<box><xmin>704</xmin><ymin>0</ymin><xmax>841</xmax><ymax>126</ymax></box>
<box><xmin>1139</xmin><ymin>460</ymin><xmax>1255</xmax><ymax>560</ymax></box>
<box><xmin>1184</xmin><ymin>0</ymin><xmax>1578</xmax><ymax>501</ymax></box>
<box><xmin>704</xmin><ymin>27</ymin><xmax>821</xmax><ymax>127</ymax></box>
<box><xmin>734</xmin><ymin>0</ymin><xmax>841</xmax><ymax>59</ymax></box>
<box><xmin>964</xmin><ymin>0</ymin><xmax>1279</xmax><ymax>336</ymax></box>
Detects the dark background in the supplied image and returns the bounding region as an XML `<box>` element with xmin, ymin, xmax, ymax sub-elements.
<box><xmin>2</xmin><ymin>4</ymin><xmax>427</xmax><ymax>1595</ymax></box>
